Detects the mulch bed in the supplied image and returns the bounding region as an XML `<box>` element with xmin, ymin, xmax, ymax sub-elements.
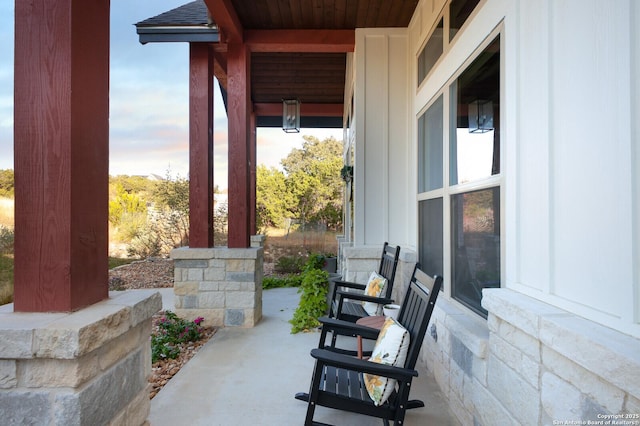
<box><xmin>109</xmin><ymin>258</ymin><xmax>216</xmax><ymax>399</ymax></box>
<box><xmin>149</xmin><ymin>311</ymin><xmax>216</xmax><ymax>399</ymax></box>
<box><xmin>109</xmin><ymin>257</ymin><xmax>280</xmax><ymax>399</ymax></box>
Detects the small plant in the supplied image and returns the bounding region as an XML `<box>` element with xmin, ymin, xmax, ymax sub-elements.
<box><xmin>274</xmin><ymin>255</ymin><xmax>306</xmax><ymax>274</ymax></box>
<box><xmin>289</xmin><ymin>257</ymin><xmax>330</xmax><ymax>333</ymax></box>
<box><xmin>262</xmin><ymin>275</ymin><xmax>302</xmax><ymax>290</ymax></box>
<box><xmin>151</xmin><ymin>312</ymin><xmax>205</xmax><ymax>363</ymax></box>
<box><xmin>304</xmin><ymin>253</ymin><xmax>326</xmax><ymax>271</ymax></box>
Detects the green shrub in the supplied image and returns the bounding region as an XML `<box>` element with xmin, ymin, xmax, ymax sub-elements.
<box><xmin>263</xmin><ymin>275</ymin><xmax>302</xmax><ymax>290</ymax></box>
<box><xmin>274</xmin><ymin>255</ymin><xmax>306</xmax><ymax>274</ymax></box>
<box><xmin>304</xmin><ymin>253</ymin><xmax>326</xmax><ymax>271</ymax></box>
<box><xmin>0</xmin><ymin>227</ymin><xmax>14</xmax><ymax>306</ymax></box>
<box><xmin>0</xmin><ymin>225</ymin><xmax>14</xmax><ymax>255</ymax></box>
<box><xmin>127</xmin><ymin>222</ymin><xmax>163</xmax><ymax>258</ymax></box>
<box><xmin>151</xmin><ymin>311</ymin><xmax>205</xmax><ymax>363</ymax></box>
<box><xmin>0</xmin><ymin>254</ymin><xmax>13</xmax><ymax>306</ymax></box>
<box><xmin>289</xmin><ymin>260</ymin><xmax>329</xmax><ymax>333</ymax></box>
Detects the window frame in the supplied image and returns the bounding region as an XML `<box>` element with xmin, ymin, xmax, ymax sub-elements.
<box><xmin>417</xmin><ymin>0</ymin><xmax>485</xmax><ymax>90</ymax></box>
<box><xmin>416</xmin><ymin>25</ymin><xmax>505</xmax><ymax>318</ymax></box>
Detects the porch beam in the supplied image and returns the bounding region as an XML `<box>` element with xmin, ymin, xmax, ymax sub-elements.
<box><xmin>188</xmin><ymin>43</ymin><xmax>215</xmax><ymax>248</ymax></box>
<box><xmin>13</xmin><ymin>0</ymin><xmax>110</xmax><ymax>311</ymax></box>
<box><xmin>212</xmin><ymin>49</ymin><xmax>228</xmax><ymax>89</ymax></box>
<box><xmin>203</xmin><ymin>0</ymin><xmax>243</xmax><ymax>43</ymax></box>
<box><xmin>253</xmin><ymin>103</ymin><xmax>343</xmax><ymax>117</ymax></box>
<box><xmin>226</xmin><ymin>42</ymin><xmax>251</xmax><ymax>248</ymax></box>
<box><xmin>245</xmin><ymin>30</ymin><xmax>354</xmax><ymax>52</ymax></box>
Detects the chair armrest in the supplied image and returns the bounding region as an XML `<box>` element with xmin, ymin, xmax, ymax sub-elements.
<box><xmin>333</xmin><ymin>280</ymin><xmax>367</xmax><ymax>291</ymax></box>
<box><xmin>318</xmin><ymin>316</ymin><xmax>381</xmax><ymax>340</ymax></box>
<box><xmin>335</xmin><ymin>290</ymin><xmax>394</xmax><ymax>306</ymax></box>
<box><xmin>310</xmin><ymin>348</ymin><xmax>419</xmax><ymax>381</ymax></box>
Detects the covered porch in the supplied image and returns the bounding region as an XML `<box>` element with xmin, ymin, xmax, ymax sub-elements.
<box><xmin>7</xmin><ymin>0</ymin><xmax>640</xmax><ymax>424</ymax></box>
<box><xmin>148</xmin><ymin>286</ymin><xmax>458</xmax><ymax>425</ymax></box>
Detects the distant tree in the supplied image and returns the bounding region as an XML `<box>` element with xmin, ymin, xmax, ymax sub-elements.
<box><xmin>280</xmin><ymin>135</ymin><xmax>343</xmax><ymax>231</ymax></box>
<box><xmin>108</xmin><ymin>183</ymin><xmax>147</xmax><ymax>227</ymax></box>
<box><xmin>109</xmin><ymin>175</ymin><xmax>156</xmax><ymax>199</ymax></box>
<box><xmin>213</xmin><ymin>200</ymin><xmax>228</xmax><ymax>246</ymax></box>
<box><xmin>0</xmin><ymin>169</ymin><xmax>14</xmax><ymax>198</ymax></box>
<box><xmin>285</xmin><ymin>169</ymin><xmax>321</xmax><ymax>231</ymax></box>
<box><xmin>153</xmin><ymin>172</ymin><xmax>189</xmax><ymax>217</ymax></box>
<box><xmin>150</xmin><ymin>173</ymin><xmax>190</xmax><ymax>249</ymax></box>
<box><xmin>256</xmin><ymin>165</ymin><xmax>291</xmax><ymax>231</ymax></box>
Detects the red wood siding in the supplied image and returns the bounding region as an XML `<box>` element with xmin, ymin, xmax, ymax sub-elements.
<box><xmin>226</xmin><ymin>43</ymin><xmax>251</xmax><ymax>248</ymax></box>
<box><xmin>189</xmin><ymin>43</ymin><xmax>215</xmax><ymax>248</ymax></box>
<box><xmin>13</xmin><ymin>0</ymin><xmax>109</xmax><ymax>312</ymax></box>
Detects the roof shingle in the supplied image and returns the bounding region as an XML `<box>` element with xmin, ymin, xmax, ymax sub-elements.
<box><xmin>136</xmin><ymin>1</ymin><xmax>211</xmax><ymax>27</ymax></box>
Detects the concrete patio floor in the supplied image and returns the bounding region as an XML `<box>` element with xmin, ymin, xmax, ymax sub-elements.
<box><xmin>149</xmin><ymin>287</ymin><xmax>460</xmax><ymax>426</ymax></box>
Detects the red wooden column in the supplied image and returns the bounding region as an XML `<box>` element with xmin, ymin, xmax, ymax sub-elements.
<box><xmin>188</xmin><ymin>43</ymin><xmax>215</xmax><ymax>248</ymax></box>
<box><xmin>13</xmin><ymin>0</ymin><xmax>110</xmax><ymax>311</ymax></box>
<box><xmin>249</xmin><ymin>112</ymin><xmax>257</xmax><ymax>235</ymax></box>
<box><xmin>226</xmin><ymin>43</ymin><xmax>251</xmax><ymax>248</ymax></box>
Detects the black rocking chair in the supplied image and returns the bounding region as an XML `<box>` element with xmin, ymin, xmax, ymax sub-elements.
<box><xmin>296</xmin><ymin>264</ymin><xmax>443</xmax><ymax>426</ymax></box>
<box><xmin>328</xmin><ymin>242</ymin><xmax>401</xmax><ymax>323</ymax></box>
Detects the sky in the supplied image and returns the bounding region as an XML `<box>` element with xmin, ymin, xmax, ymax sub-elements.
<box><xmin>0</xmin><ymin>1</ymin><xmax>342</xmax><ymax>190</ymax></box>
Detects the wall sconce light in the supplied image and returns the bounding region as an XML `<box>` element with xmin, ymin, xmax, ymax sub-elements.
<box><xmin>341</xmin><ymin>165</ymin><xmax>353</xmax><ymax>183</ymax></box>
<box><xmin>282</xmin><ymin>99</ymin><xmax>300</xmax><ymax>133</ymax></box>
<box><xmin>468</xmin><ymin>99</ymin><xmax>494</xmax><ymax>133</ymax></box>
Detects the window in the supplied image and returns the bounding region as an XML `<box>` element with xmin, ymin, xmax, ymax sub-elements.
<box><xmin>418</xmin><ymin>95</ymin><xmax>444</xmax><ymax>192</ymax></box>
<box><xmin>449</xmin><ymin>0</ymin><xmax>482</xmax><ymax>42</ymax></box>
<box><xmin>450</xmin><ymin>36</ymin><xmax>500</xmax><ymax>186</ymax></box>
<box><xmin>419</xmin><ymin>198</ymin><xmax>443</xmax><ymax>279</ymax></box>
<box><xmin>451</xmin><ymin>187</ymin><xmax>500</xmax><ymax>316</ymax></box>
<box><xmin>417</xmin><ymin>0</ymin><xmax>482</xmax><ymax>87</ymax></box>
<box><xmin>418</xmin><ymin>19</ymin><xmax>444</xmax><ymax>85</ymax></box>
<box><xmin>417</xmin><ymin>34</ymin><xmax>501</xmax><ymax>318</ymax></box>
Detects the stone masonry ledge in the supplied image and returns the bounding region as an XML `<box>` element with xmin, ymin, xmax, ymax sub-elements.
<box><xmin>483</xmin><ymin>288</ymin><xmax>640</xmax><ymax>400</ymax></box>
<box><xmin>0</xmin><ymin>290</ymin><xmax>162</xmax><ymax>359</ymax></box>
<box><xmin>342</xmin><ymin>244</ymin><xmax>415</xmax><ymax>259</ymax></box>
<box><xmin>440</xmin><ymin>297</ymin><xmax>489</xmax><ymax>359</ymax></box>
<box><xmin>171</xmin><ymin>246</ymin><xmax>261</xmax><ymax>260</ymax></box>
<box><xmin>342</xmin><ymin>245</ymin><xmax>384</xmax><ymax>259</ymax></box>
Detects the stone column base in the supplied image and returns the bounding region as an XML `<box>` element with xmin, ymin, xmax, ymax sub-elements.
<box><xmin>0</xmin><ymin>290</ymin><xmax>162</xmax><ymax>425</ymax></box>
<box><xmin>171</xmin><ymin>246</ymin><xmax>263</xmax><ymax>328</ymax></box>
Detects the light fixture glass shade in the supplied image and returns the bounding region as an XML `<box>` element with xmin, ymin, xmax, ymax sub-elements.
<box><xmin>282</xmin><ymin>99</ymin><xmax>300</xmax><ymax>133</ymax></box>
<box><xmin>468</xmin><ymin>99</ymin><xmax>494</xmax><ymax>133</ymax></box>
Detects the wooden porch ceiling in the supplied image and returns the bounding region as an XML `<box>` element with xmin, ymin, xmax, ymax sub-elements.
<box><xmin>137</xmin><ymin>0</ymin><xmax>419</xmax><ymax>127</ymax></box>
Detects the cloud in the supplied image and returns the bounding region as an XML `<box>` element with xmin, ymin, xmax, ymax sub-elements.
<box><xmin>256</xmin><ymin>128</ymin><xmax>343</xmax><ymax>173</ymax></box>
<box><xmin>0</xmin><ymin>2</ymin><xmax>14</xmax><ymax>171</ymax></box>
<box><xmin>1</xmin><ymin>1</ymin><xmax>343</xmax><ymax>188</ymax></box>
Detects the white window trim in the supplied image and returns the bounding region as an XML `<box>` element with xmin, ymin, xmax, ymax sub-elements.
<box><xmin>416</xmin><ymin>23</ymin><xmax>505</xmax><ymax>316</ymax></box>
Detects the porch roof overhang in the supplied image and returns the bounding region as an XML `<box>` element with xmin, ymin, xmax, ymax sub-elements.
<box><xmin>135</xmin><ymin>0</ymin><xmax>419</xmax><ymax>129</ymax></box>
<box><xmin>137</xmin><ymin>27</ymin><xmax>220</xmax><ymax>44</ymax></box>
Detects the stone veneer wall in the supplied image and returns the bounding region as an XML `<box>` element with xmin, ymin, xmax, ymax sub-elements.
<box><xmin>421</xmin><ymin>288</ymin><xmax>640</xmax><ymax>425</ymax></box>
<box><xmin>171</xmin><ymin>246</ymin><xmax>263</xmax><ymax>328</ymax></box>
<box><xmin>0</xmin><ymin>290</ymin><xmax>161</xmax><ymax>425</ymax></box>
<box><xmin>340</xmin><ymin>245</ymin><xmax>416</xmax><ymax>301</ymax></box>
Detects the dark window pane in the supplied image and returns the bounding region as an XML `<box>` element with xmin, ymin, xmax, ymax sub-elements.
<box><xmin>450</xmin><ymin>36</ymin><xmax>500</xmax><ymax>185</ymax></box>
<box><xmin>418</xmin><ymin>95</ymin><xmax>444</xmax><ymax>192</ymax></box>
<box><xmin>419</xmin><ymin>198</ymin><xmax>443</xmax><ymax>278</ymax></box>
<box><xmin>451</xmin><ymin>187</ymin><xmax>500</xmax><ymax>317</ymax></box>
<box><xmin>450</xmin><ymin>0</ymin><xmax>481</xmax><ymax>42</ymax></box>
<box><xmin>418</xmin><ymin>18</ymin><xmax>444</xmax><ymax>85</ymax></box>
